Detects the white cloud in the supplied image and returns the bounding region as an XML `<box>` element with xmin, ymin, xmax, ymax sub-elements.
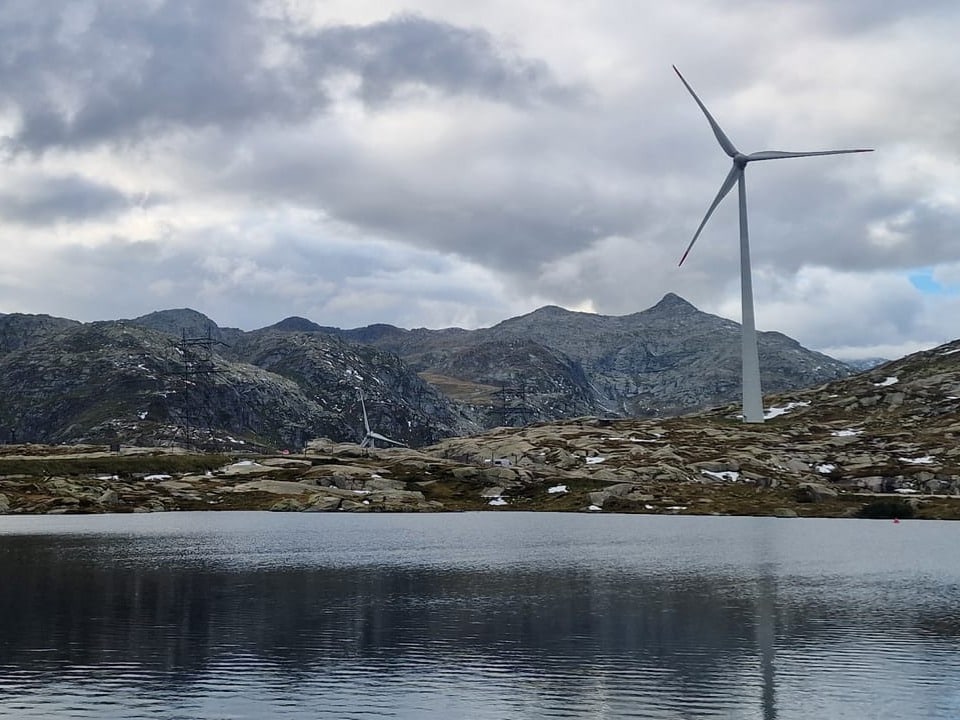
<box><xmin>0</xmin><ymin>0</ymin><xmax>958</xmax><ymax>360</ymax></box>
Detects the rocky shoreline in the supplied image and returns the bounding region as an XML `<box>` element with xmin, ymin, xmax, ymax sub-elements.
<box><xmin>3</xmin><ymin>407</ymin><xmax>959</xmax><ymax>520</ymax></box>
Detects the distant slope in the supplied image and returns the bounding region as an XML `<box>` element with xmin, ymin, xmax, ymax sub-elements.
<box><xmin>338</xmin><ymin>293</ymin><xmax>853</xmax><ymax>418</ymax></box>
<box><xmin>0</xmin><ymin>295</ymin><xmax>863</xmax><ymax>449</ymax></box>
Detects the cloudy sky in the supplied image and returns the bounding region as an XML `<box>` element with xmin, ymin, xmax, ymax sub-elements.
<box><xmin>1</xmin><ymin>0</ymin><xmax>958</xmax><ymax>360</ymax></box>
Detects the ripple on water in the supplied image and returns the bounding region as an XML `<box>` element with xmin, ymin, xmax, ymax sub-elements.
<box><xmin>1</xmin><ymin>514</ymin><xmax>959</xmax><ymax>719</ymax></box>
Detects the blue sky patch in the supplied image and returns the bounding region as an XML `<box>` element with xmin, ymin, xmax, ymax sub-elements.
<box><xmin>909</xmin><ymin>269</ymin><xmax>960</xmax><ymax>296</ymax></box>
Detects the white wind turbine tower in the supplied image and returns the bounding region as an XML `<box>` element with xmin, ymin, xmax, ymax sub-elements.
<box><xmin>358</xmin><ymin>389</ymin><xmax>406</xmax><ymax>449</ymax></box>
<box><xmin>673</xmin><ymin>65</ymin><xmax>872</xmax><ymax>423</ymax></box>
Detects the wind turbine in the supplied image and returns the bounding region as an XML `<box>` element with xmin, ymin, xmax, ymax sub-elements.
<box><xmin>673</xmin><ymin>65</ymin><xmax>872</xmax><ymax>423</ymax></box>
<box><xmin>357</xmin><ymin>389</ymin><xmax>406</xmax><ymax>449</ymax></box>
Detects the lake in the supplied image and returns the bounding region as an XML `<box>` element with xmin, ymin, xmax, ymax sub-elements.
<box><xmin>0</xmin><ymin>512</ymin><xmax>957</xmax><ymax>719</ymax></box>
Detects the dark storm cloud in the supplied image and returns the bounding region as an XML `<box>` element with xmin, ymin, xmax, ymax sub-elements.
<box><xmin>0</xmin><ymin>1</ymin><xmax>574</xmax><ymax>152</ymax></box>
<box><xmin>0</xmin><ymin>175</ymin><xmax>127</xmax><ymax>224</ymax></box>
<box><xmin>304</xmin><ymin>14</ymin><xmax>576</xmax><ymax>106</ymax></box>
<box><xmin>0</xmin><ymin>1</ymin><xmax>317</xmax><ymax>150</ymax></box>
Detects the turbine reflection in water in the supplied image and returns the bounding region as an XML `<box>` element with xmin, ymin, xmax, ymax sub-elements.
<box><xmin>0</xmin><ymin>513</ymin><xmax>958</xmax><ymax>719</ymax></box>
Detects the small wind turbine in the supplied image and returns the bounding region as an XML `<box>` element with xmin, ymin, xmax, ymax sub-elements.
<box><xmin>673</xmin><ymin>65</ymin><xmax>872</xmax><ymax>423</ymax></box>
<box><xmin>357</xmin><ymin>389</ymin><xmax>406</xmax><ymax>449</ymax></box>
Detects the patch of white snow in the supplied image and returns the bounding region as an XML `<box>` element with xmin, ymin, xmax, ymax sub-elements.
<box><xmin>874</xmin><ymin>376</ymin><xmax>899</xmax><ymax>387</ymax></box>
<box><xmin>900</xmin><ymin>456</ymin><xmax>934</xmax><ymax>465</ymax></box>
<box><xmin>831</xmin><ymin>429</ymin><xmax>862</xmax><ymax>437</ymax></box>
<box><xmin>488</xmin><ymin>497</ymin><xmax>508</xmax><ymax>506</ymax></box>
<box><xmin>587</xmin><ymin>504</ymin><xmax>602</xmax><ymax>512</ymax></box>
<box><xmin>816</xmin><ymin>464</ymin><xmax>837</xmax><ymax>474</ymax></box>
<box><xmin>700</xmin><ymin>470</ymin><xmax>740</xmax><ymax>482</ymax></box>
<box><xmin>586</xmin><ymin>456</ymin><xmax>606</xmax><ymax>465</ymax></box>
<box><xmin>764</xmin><ymin>401</ymin><xmax>810</xmax><ymax>419</ymax></box>
<box><xmin>547</xmin><ymin>485</ymin><xmax>568</xmax><ymax>494</ymax></box>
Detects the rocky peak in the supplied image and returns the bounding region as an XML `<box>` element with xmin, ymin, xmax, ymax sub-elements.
<box><xmin>646</xmin><ymin>292</ymin><xmax>698</xmax><ymax>314</ymax></box>
<box><xmin>268</xmin><ymin>316</ymin><xmax>328</xmax><ymax>333</ymax></box>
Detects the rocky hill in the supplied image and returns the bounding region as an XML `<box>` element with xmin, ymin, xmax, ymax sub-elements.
<box><xmin>0</xmin><ymin>315</ymin><xmax>473</xmax><ymax>450</ymax></box>
<box><xmin>1</xmin><ymin>336</ymin><xmax>957</xmax><ymax>519</ymax></box>
<box><xmin>327</xmin><ymin>293</ymin><xmax>852</xmax><ymax>418</ymax></box>
<box><xmin>0</xmin><ymin>295</ymin><xmax>855</xmax><ymax>450</ymax></box>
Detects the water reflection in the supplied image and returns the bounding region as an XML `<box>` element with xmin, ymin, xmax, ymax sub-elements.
<box><xmin>0</xmin><ymin>513</ymin><xmax>958</xmax><ymax>719</ymax></box>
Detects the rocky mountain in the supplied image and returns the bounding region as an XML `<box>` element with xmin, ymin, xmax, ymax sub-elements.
<box><xmin>0</xmin><ymin>294</ymin><xmax>858</xmax><ymax>451</ymax></box>
<box><xmin>0</xmin><ymin>314</ymin><xmax>473</xmax><ymax>450</ymax></box>
<box><xmin>843</xmin><ymin>357</ymin><xmax>890</xmax><ymax>372</ymax></box>
<box><xmin>324</xmin><ymin>293</ymin><xmax>853</xmax><ymax>418</ymax></box>
<box><xmin>2</xmin><ymin>336</ymin><xmax>957</xmax><ymax>520</ymax></box>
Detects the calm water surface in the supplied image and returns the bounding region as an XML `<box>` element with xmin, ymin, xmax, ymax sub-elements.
<box><xmin>0</xmin><ymin>512</ymin><xmax>958</xmax><ymax>719</ymax></box>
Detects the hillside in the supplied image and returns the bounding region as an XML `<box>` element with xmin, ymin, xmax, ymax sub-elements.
<box><xmin>330</xmin><ymin>293</ymin><xmax>853</xmax><ymax>417</ymax></box>
<box><xmin>1</xmin><ymin>336</ymin><xmax>957</xmax><ymax>519</ymax></box>
<box><xmin>1</xmin><ymin>294</ymin><xmax>856</xmax><ymax>450</ymax></box>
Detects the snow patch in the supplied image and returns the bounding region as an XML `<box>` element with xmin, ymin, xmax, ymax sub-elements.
<box><xmin>587</xmin><ymin>504</ymin><xmax>602</xmax><ymax>512</ymax></box>
<box><xmin>700</xmin><ymin>469</ymin><xmax>740</xmax><ymax>482</ymax></box>
<box><xmin>488</xmin><ymin>497</ymin><xmax>508</xmax><ymax>506</ymax></box>
<box><xmin>764</xmin><ymin>401</ymin><xmax>810</xmax><ymax>419</ymax></box>
<box><xmin>900</xmin><ymin>456</ymin><xmax>934</xmax><ymax>465</ymax></box>
<box><xmin>816</xmin><ymin>463</ymin><xmax>837</xmax><ymax>474</ymax></box>
<box><xmin>586</xmin><ymin>456</ymin><xmax>606</xmax><ymax>465</ymax></box>
<box><xmin>547</xmin><ymin>485</ymin><xmax>568</xmax><ymax>494</ymax></box>
<box><xmin>831</xmin><ymin>429</ymin><xmax>862</xmax><ymax>437</ymax></box>
<box><xmin>894</xmin><ymin>488</ymin><xmax>917</xmax><ymax>494</ymax></box>
<box><xmin>873</xmin><ymin>376</ymin><xmax>899</xmax><ymax>387</ymax></box>
<box><xmin>144</xmin><ymin>474</ymin><xmax>171</xmax><ymax>481</ymax></box>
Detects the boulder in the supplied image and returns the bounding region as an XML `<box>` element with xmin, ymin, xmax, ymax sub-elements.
<box><xmin>364</xmin><ymin>476</ymin><xmax>407</xmax><ymax>492</ymax></box>
<box><xmin>0</xmin><ymin>493</ymin><xmax>9</xmax><ymax>513</ymax></box>
<box><xmin>796</xmin><ymin>482</ymin><xmax>839</xmax><ymax>503</ymax></box>
<box><xmin>231</xmin><ymin>480</ymin><xmax>315</xmax><ymax>495</ymax></box>
<box><xmin>692</xmin><ymin>459</ymin><xmax>740</xmax><ymax>473</ymax></box>
<box><xmin>588</xmin><ymin>491</ymin><xmax>611</xmax><ymax>507</ymax></box>
<box><xmin>97</xmin><ymin>489</ymin><xmax>119</xmax><ymax>506</ymax></box>
<box><xmin>260</xmin><ymin>457</ymin><xmax>313</xmax><ymax>469</ymax></box>
<box><xmin>305</xmin><ymin>494</ymin><xmax>342</xmax><ymax>512</ymax></box>
<box><xmin>270</xmin><ymin>498</ymin><xmax>306</xmax><ymax>512</ymax></box>
<box><xmin>602</xmin><ymin>483</ymin><xmax>638</xmax><ymax>497</ymax></box>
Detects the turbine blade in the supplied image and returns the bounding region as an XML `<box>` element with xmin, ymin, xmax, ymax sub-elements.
<box><xmin>673</xmin><ymin>65</ymin><xmax>739</xmax><ymax>158</ymax></box>
<box><xmin>369</xmin><ymin>432</ymin><xmax>405</xmax><ymax>447</ymax></box>
<box><xmin>358</xmin><ymin>390</ymin><xmax>371</xmax><ymax>434</ymax></box>
<box><xmin>679</xmin><ymin>165</ymin><xmax>741</xmax><ymax>266</ymax></box>
<box><xmin>746</xmin><ymin>148</ymin><xmax>873</xmax><ymax>161</ymax></box>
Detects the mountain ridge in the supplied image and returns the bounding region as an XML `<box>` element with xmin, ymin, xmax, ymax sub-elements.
<box><xmin>0</xmin><ymin>294</ymin><xmax>868</xmax><ymax>449</ymax></box>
